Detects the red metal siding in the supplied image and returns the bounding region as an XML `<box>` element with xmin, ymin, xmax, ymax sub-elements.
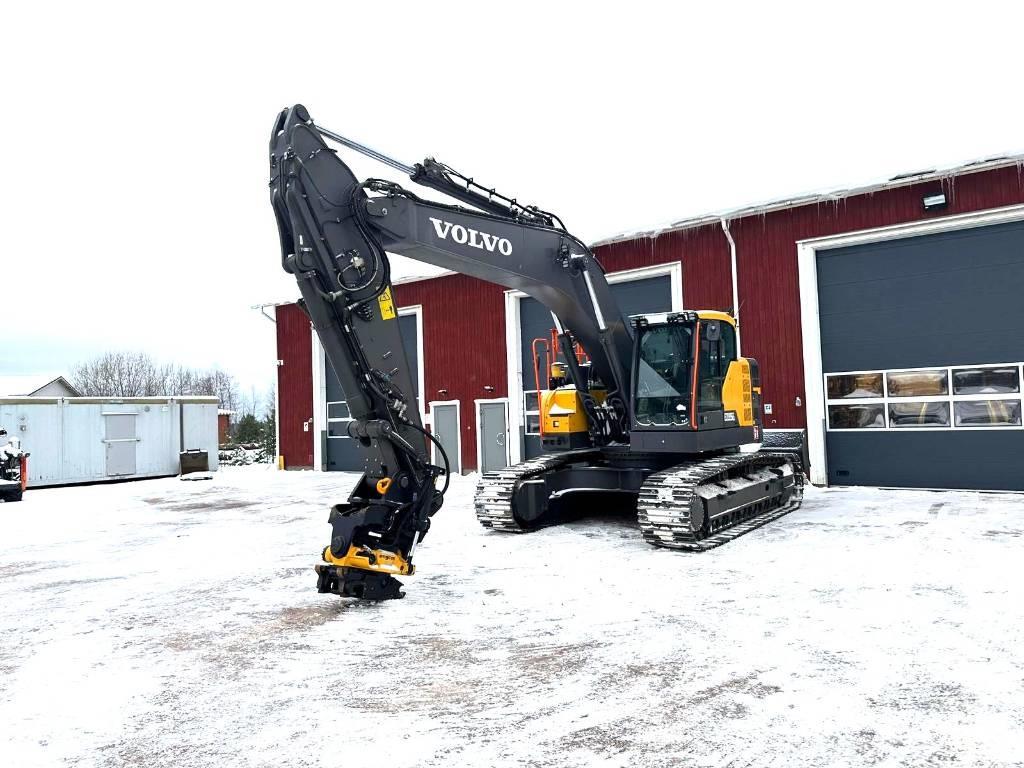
<box><xmin>276</xmin><ymin>165</ymin><xmax>1024</xmax><ymax>465</ymax></box>
<box><xmin>598</xmin><ymin>226</ymin><xmax>732</xmax><ymax>312</ymax></box>
<box><xmin>594</xmin><ymin>166</ymin><xmax>1024</xmax><ymax>430</ymax></box>
<box><xmin>276</xmin><ymin>303</ymin><xmax>314</xmax><ymax>468</ymax></box>
<box><xmin>394</xmin><ymin>274</ymin><xmax>507</xmax><ymax>472</ymax></box>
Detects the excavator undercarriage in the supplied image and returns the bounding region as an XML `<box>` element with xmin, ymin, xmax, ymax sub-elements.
<box><xmin>473</xmin><ymin>446</ymin><xmax>803</xmax><ymax>549</ymax></box>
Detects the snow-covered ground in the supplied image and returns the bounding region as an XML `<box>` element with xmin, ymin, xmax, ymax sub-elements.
<box><xmin>1</xmin><ymin>467</ymin><xmax>1023</xmax><ymax>768</ymax></box>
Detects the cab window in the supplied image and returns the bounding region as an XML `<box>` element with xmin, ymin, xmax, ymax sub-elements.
<box><xmin>698</xmin><ymin>321</ymin><xmax>736</xmax><ymax>412</ymax></box>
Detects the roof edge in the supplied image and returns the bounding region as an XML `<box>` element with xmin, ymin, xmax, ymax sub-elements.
<box><xmin>590</xmin><ymin>152</ymin><xmax>1024</xmax><ymax>249</ymax></box>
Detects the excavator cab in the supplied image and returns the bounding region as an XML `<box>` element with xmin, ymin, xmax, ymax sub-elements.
<box><xmin>629</xmin><ymin>311</ymin><xmax>762</xmax><ymax>453</ymax></box>
<box><xmin>530</xmin><ymin>310</ymin><xmax>763</xmax><ymax>455</ymax></box>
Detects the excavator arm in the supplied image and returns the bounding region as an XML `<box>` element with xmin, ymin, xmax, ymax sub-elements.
<box><xmin>271</xmin><ymin>107</ymin><xmax>446</xmax><ymax>600</ymax></box>
<box><xmin>269</xmin><ymin>104</ymin><xmax>630</xmax><ymax>599</ymax></box>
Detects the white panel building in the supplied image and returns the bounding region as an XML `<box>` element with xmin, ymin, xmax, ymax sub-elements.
<box><xmin>0</xmin><ymin>397</ymin><xmax>219</xmax><ymax>487</ymax></box>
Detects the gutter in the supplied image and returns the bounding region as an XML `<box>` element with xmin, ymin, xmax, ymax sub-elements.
<box><xmin>720</xmin><ymin>217</ymin><xmax>741</xmax><ymax>355</ymax></box>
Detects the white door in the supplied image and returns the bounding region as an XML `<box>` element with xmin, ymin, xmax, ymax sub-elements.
<box><xmin>104</xmin><ymin>413</ymin><xmax>138</xmax><ymax>476</ymax></box>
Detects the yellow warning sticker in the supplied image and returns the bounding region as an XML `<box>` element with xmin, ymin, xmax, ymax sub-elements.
<box><xmin>378</xmin><ymin>286</ymin><xmax>396</xmax><ymax>320</ymax></box>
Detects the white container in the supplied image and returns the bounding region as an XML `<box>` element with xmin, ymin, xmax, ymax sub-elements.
<box><xmin>0</xmin><ymin>396</ymin><xmax>219</xmax><ymax>487</ymax></box>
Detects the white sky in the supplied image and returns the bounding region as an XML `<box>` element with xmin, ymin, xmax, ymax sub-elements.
<box><xmin>3</xmin><ymin>2</ymin><xmax>1022</xmax><ymax>393</ymax></box>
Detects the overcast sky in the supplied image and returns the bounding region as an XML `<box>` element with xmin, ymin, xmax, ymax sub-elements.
<box><xmin>3</xmin><ymin>2</ymin><xmax>1022</xmax><ymax>394</ymax></box>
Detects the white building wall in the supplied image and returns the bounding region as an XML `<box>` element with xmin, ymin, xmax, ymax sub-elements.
<box><xmin>182</xmin><ymin>402</ymin><xmax>220</xmax><ymax>471</ymax></box>
<box><xmin>0</xmin><ymin>397</ymin><xmax>219</xmax><ymax>487</ymax></box>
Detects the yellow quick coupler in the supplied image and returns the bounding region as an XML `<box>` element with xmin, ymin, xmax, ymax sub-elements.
<box><xmin>321</xmin><ymin>545</ymin><xmax>414</xmax><ymax>576</ymax></box>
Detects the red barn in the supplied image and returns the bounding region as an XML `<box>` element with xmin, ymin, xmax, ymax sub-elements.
<box><xmin>271</xmin><ymin>154</ymin><xmax>1024</xmax><ymax>491</ymax></box>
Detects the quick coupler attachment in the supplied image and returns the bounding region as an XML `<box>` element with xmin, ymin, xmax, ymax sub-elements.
<box><xmin>315</xmin><ymin>564</ymin><xmax>405</xmax><ymax>601</ymax></box>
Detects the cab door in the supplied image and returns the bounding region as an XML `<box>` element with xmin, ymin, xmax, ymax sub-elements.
<box><xmin>696</xmin><ymin>320</ymin><xmax>737</xmax><ymax>430</ymax></box>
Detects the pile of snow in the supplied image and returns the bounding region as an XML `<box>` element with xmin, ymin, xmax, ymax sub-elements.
<box><xmin>1</xmin><ymin>467</ymin><xmax>1023</xmax><ymax>766</ymax></box>
<box><xmin>217</xmin><ymin>443</ymin><xmax>271</xmax><ymax>466</ymax></box>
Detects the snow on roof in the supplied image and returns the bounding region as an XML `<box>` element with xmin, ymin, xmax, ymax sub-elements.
<box><xmin>590</xmin><ymin>152</ymin><xmax>1024</xmax><ymax>248</ymax></box>
<box><xmin>0</xmin><ymin>375</ymin><xmax>80</xmax><ymax>397</ymax></box>
<box><xmin>217</xmin><ymin>409</ymin><xmax>235</xmax><ymax>416</ymax></box>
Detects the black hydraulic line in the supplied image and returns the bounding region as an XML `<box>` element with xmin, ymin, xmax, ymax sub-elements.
<box><xmin>404</xmin><ymin>422</ymin><xmax>451</xmax><ymax>498</ymax></box>
<box><xmin>410</xmin><ymin>159</ymin><xmax>559</xmax><ymax>227</ymax></box>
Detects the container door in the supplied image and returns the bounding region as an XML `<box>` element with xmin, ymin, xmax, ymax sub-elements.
<box><xmin>104</xmin><ymin>413</ymin><xmax>138</xmax><ymax>476</ymax></box>
<box><xmin>479</xmin><ymin>401</ymin><xmax>509</xmax><ymax>473</ymax></box>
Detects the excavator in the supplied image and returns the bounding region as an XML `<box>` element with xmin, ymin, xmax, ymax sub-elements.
<box><xmin>269</xmin><ymin>104</ymin><xmax>806</xmax><ymax>600</ymax></box>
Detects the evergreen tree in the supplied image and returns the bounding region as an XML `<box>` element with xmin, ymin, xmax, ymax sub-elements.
<box><xmin>263</xmin><ymin>411</ymin><xmax>277</xmax><ymax>458</ymax></box>
<box><xmin>235</xmin><ymin>413</ymin><xmax>262</xmax><ymax>444</ymax></box>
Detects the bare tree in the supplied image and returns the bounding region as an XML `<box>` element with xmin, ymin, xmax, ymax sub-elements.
<box><xmin>214</xmin><ymin>370</ymin><xmax>240</xmax><ymax>413</ymax></box>
<box><xmin>73</xmin><ymin>352</ymin><xmax>156</xmax><ymax>397</ymax></box>
<box><xmin>263</xmin><ymin>383</ymin><xmax>276</xmax><ymax>421</ymax></box>
<box><xmin>235</xmin><ymin>388</ymin><xmax>254</xmax><ymax>419</ymax></box>
<box><xmin>71</xmin><ymin>351</ymin><xmax>240</xmax><ymax>409</ymax></box>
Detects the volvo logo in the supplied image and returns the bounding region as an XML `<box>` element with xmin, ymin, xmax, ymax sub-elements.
<box><xmin>429</xmin><ymin>217</ymin><xmax>512</xmax><ymax>256</ymax></box>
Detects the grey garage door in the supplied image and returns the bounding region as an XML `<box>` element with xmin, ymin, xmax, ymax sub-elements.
<box><xmin>326</xmin><ymin>312</ymin><xmax>420</xmax><ymax>471</ymax></box>
<box><xmin>818</xmin><ymin>219</ymin><xmax>1024</xmax><ymax>490</ymax></box>
<box><xmin>519</xmin><ymin>274</ymin><xmax>674</xmax><ymax>460</ymax></box>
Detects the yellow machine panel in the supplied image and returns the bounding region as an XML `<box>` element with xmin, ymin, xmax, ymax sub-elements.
<box><xmin>696</xmin><ymin>310</ymin><xmax>738</xmax><ymax>326</ymax></box>
<box><xmin>541</xmin><ymin>388</ymin><xmax>590</xmax><ymax>435</ymax></box>
<box><xmin>722</xmin><ymin>358</ymin><xmax>755</xmax><ymax>426</ymax></box>
<box><xmin>539</xmin><ymin>387</ymin><xmax>607</xmax><ymax>449</ymax></box>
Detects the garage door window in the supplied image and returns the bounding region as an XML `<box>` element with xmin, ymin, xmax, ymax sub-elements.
<box><xmin>952</xmin><ymin>366</ymin><xmax>1020</xmax><ymax>395</ymax></box>
<box><xmin>886</xmin><ymin>370</ymin><xmax>948</xmax><ymax>397</ymax></box>
<box><xmin>888</xmin><ymin>401</ymin><xmax>949</xmax><ymax>427</ymax></box>
<box><xmin>826</xmin><ymin>362</ymin><xmax>1023</xmax><ymax>431</ymax></box>
<box><xmin>954</xmin><ymin>400</ymin><xmax>1022</xmax><ymax>427</ymax></box>
<box><xmin>827</xmin><ymin>373</ymin><xmax>883</xmax><ymax>399</ymax></box>
<box><xmin>523</xmin><ymin>391</ymin><xmax>541</xmax><ymax>435</ymax></box>
<box><xmin>327</xmin><ymin>400</ymin><xmax>352</xmax><ymax>437</ymax></box>
<box><xmin>828</xmin><ymin>403</ymin><xmax>885</xmax><ymax>428</ymax></box>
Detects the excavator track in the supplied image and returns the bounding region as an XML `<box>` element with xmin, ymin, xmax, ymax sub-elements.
<box><xmin>475</xmin><ymin>450</ymin><xmax>803</xmax><ymax>549</ymax></box>
<box><xmin>637</xmin><ymin>452</ymin><xmax>803</xmax><ymax>551</ymax></box>
<box><xmin>473</xmin><ymin>453</ymin><xmax>576</xmax><ymax>532</ymax></box>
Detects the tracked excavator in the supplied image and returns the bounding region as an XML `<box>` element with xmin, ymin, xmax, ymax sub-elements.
<box><xmin>269</xmin><ymin>104</ymin><xmax>806</xmax><ymax>601</ymax></box>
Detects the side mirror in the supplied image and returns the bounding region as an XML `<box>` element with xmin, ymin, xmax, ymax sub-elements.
<box><xmin>705</xmin><ymin>321</ymin><xmax>721</xmax><ymax>342</ymax></box>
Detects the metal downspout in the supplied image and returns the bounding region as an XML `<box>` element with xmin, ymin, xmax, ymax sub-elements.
<box><xmin>720</xmin><ymin>217</ymin><xmax>741</xmax><ymax>355</ymax></box>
